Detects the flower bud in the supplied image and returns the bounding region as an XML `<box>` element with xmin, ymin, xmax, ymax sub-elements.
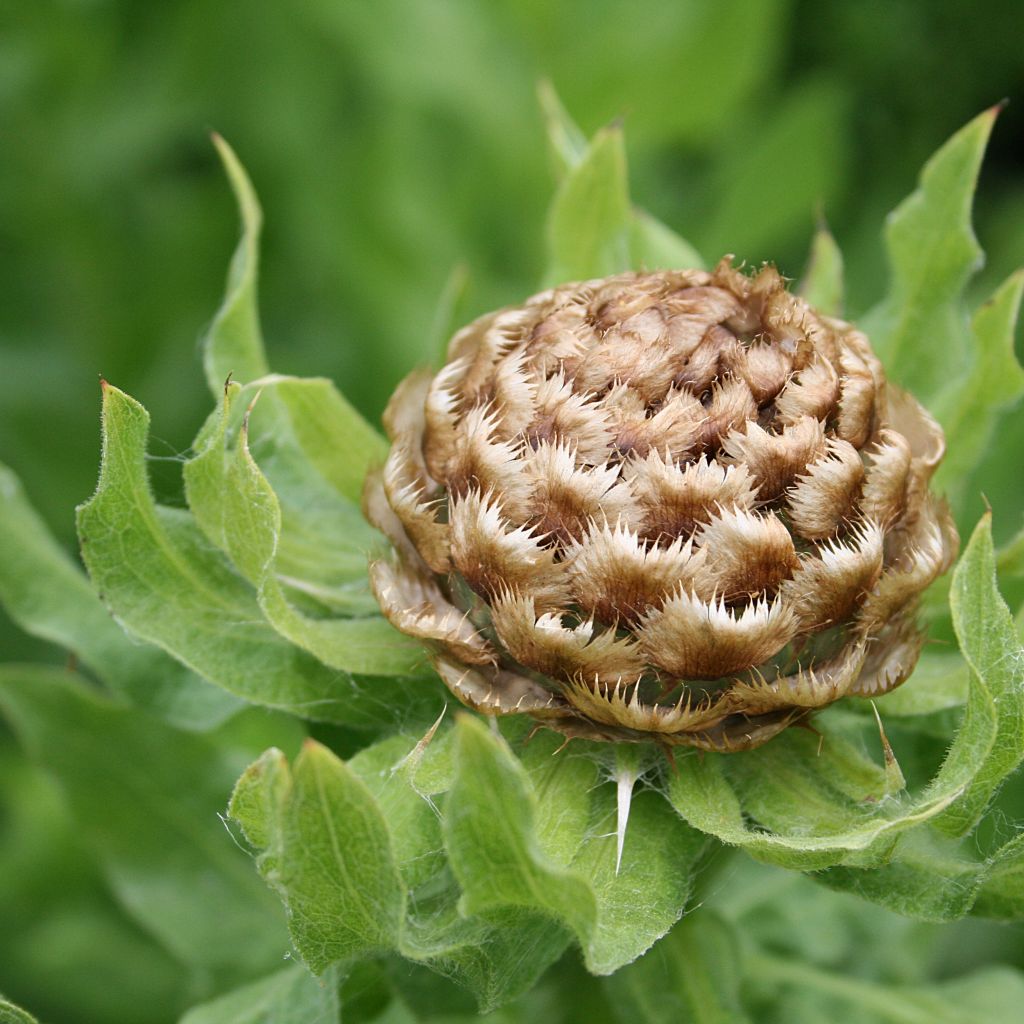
<box><xmin>365</xmin><ymin>260</ymin><xmax>958</xmax><ymax>750</ymax></box>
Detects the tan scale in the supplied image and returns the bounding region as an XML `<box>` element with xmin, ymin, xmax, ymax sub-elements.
<box><xmin>365</xmin><ymin>260</ymin><xmax>958</xmax><ymax>751</ymax></box>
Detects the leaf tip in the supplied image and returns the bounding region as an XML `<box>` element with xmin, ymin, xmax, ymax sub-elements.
<box><xmin>987</xmin><ymin>97</ymin><xmax>1010</xmax><ymax>120</ymax></box>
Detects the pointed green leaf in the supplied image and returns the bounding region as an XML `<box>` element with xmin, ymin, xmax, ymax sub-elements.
<box><xmin>537</xmin><ymin>78</ymin><xmax>588</xmax><ymax>181</ymax></box>
<box><xmin>539</xmin><ymin>85</ymin><xmax>703</xmax><ymax>275</ymax></box>
<box><xmin>446</xmin><ymin>716</ymin><xmax>699</xmax><ymax>975</ymax></box>
<box><xmin>230</xmin><ymin>740</ymin><xmax>406</xmax><ymax>972</ymax></box>
<box><xmin>77</xmin><ymin>383</ymin><xmax>422</xmax><ymax>724</ymax></box>
<box><xmin>204</xmin><ymin>135</ymin><xmax>270</xmax><ymax>394</ymax></box>
<box><xmin>0</xmin><ymin>462</ymin><xmax>240</xmax><ymax>729</ymax></box>
<box><xmin>186</xmin><ymin>381</ymin><xmax>381</xmax><ymax>617</ymax></box>
<box><xmin>348</xmin><ymin>732</ymin><xmax>448</xmax><ymax>889</ymax></box>
<box><xmin>571</xmin><ymin>787</ymin><xmax>706</xmax><ymax>974</ymax></box>
<box><xmin>861</xmin><ymin>107</ymin><xmax>998</xmax><ymax>398</ymax></box>
<box><xmin>228</xmin><ymin>748</ymin><xmax>291</xmax><ymax>854</ymax></box>
<box><xmin>798</xmin><ymin>224</ymin><xmax>844</xmax><ymax>317</ymax></box>
<box><xmin>544</xmin><ymin>124</ymin><xmax>631</xmax><ymax>285</ymax></box>
<box><xmin>666</xmin><ymin>720</ymin><xmax>965</xmax><ymax>869</ymax></box>
<box><xmin>183</xmin><ymin>382</ymin><xmax>426</xmax><ymax>676</ymax></box>
<box><xmin>232</xmin><ymin>732</ymin><xmax>569</xmax><ymax>1012</ymax></box>
<box><xmin>938</xmin><ymin>513</ymin><xmax>1024</xmax><ymax>833</ymax></box>
<box><xmin>178</xmin><ymin>965</ymin><xmax>341</xmax><ymax>1024</ymax></box>
<box><xmin>933</xmin><ymin>270</ymin><xmax>1024</xmax><ymax>498</ymax></box>
<box><xmin>445</xmin><ymin>715</ymin><xmax>597</xmax><ymax>946</ymax></box>
<box><xmin>349</xmin><ymin>730</ymin><xmax>571</xmax><ymax>1010</ymax></box>
<box><xmin>604</xmin><ymin>912</ymin><xmax>752</xmax><ymax>1024</ymax></box>
<box><xmin>0</xmin><ymin>667</ymin><xmax>287</xmax><ymax>976</ymax></box>
<box><xmin>509</xmin><ymin>728</ymin><xmax>700</xmax><ymax>971</ymax></box>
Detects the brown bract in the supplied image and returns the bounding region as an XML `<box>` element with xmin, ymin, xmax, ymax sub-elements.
<box><xmin>364</xmin><ymin>260</ymin><xmax>958</xmax><ymax>751</ymax></box>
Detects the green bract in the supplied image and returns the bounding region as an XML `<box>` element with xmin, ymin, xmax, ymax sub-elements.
<box><xmin>2</xmin><ymin>96</ymin><xmax>1024</xmax><ymax>1023</ymax></box>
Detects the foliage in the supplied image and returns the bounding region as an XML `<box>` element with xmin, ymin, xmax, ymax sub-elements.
<box><xmin>3</xmin><ymin>9</ymin><xmax>1024</xmax><ymax>1022</ymax></box>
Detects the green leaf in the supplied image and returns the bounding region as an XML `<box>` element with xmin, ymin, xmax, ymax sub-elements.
<box><xmin>861</xmin><ymin>106</ymin><xmax>999</xmax><ymax>398</ymax></box>
<box><xmin>933</xmin><ymin>270</ymin><xmax>1024</xmax><ymax>499</ymax></box>
<box><xmin>629</xmin><ymin>210</ymin><xmax>705</xmax><ymax>272</ymax></box>
<box><xmin>816</xmin><ymin>827</ymin><xmax>988</xmax><ymax>923</ymax></box>
<box><xmin>447</xmin><ymin>716</ymin><xmax>700</xmax><ymax>975</ymax></box>
<box><xmin>265</xmin><ymin>376</ymin><xmax>388</xmax><ymax>506</ymax></box>
<box><xmin>183</xmin><ymin>381</ymin><xmax>425</xmax><ymax>676</ymax></box>
<box><xmin>445</xmin><ymin>715</ymin><xmax>597</xmax><ymax>948</ymax></box>
<box><xmin>351</xmin><ymin>729</ymin><xmax>572</xmax><ymax>1011</ymax></box>
<box><xmin>539</xmin><ymin>89</ymin><xmax>704</xmax><ymax>278</ymax></box>
<box><xmin>0</xmin><ymin>667</ymin><xmax>287</xmax><ymax>979</ymax></box>
<box><xmin>203</xmin><ymin>134</ymin><xmax>270</xmax><ymax>395</ymax></box>
<box><xmin>938</xmin><ymin>513</ymin><xmax>1024</xmax><ymax>833</ymax></box>
<box><xmin>231</xmin><ymin>732</ymin><xmax>571</xmax><ymax>1012</ymax></box>
<box><xmin>77</xmin><ymin>383</ymin><xmax>422</xmax><ymax>725</ymax></box>
<box><xmin>819</xmin><ymin>823</ymin><xmax>1024</xmax><ymax>925</ymax></box>
<box><xmin>229</xmin><ymin>740</ymin><xmax>406</xmax><ymax>972</ymax></box>
<box><xmin>798</xmin><ymin>223</ymin><xmax>844</xmax><ymax>317</ymax></box>
<box><xmin>0</xmin><ymin>997</ymin><xmax>40</xmax><ymax>1024</ymax></box>
<box><xmin>666</xmin><ymin>713</ymin><xmax>976</xmax><ymax>872</ymax></box>
<box><xmin>347</xmin><ymin>732</ymin><xmax>448</xmax><ymax>889</ymax></box>
<box><xmin>570</xmin><ymin>785</ymin><xmax>705</xmax><ymax>974</ymax></box>
<box><xmin>544</xmin><ymin>124</ymin><xmax>631</xmax><ymax>285</ymax></box>
<box><xmin>604</xmin><ymin>913</ymin><xmax>752</xmax><ymax>1024</ymax></box>
<box><xmin>187</xmin><ymin>380</ymin><xmax>381</xmax><ymax>616</ymax></box>
<box><xmin>0</xmin><ymin>462</ymin><xmax>241</xmax><ymax>730</ymax></box>
<box><xmin>177</xmin><ymin>965</ymin><xmax>341</xmax><ymax>1024</ymax></box>
<box><xmin>972</xmin><ymin>833</ymin><xmax>1024</xmax><ymax>920</ymax></box>
<box><xmin>537</xmin><ymin>78</ymin><xmax>588</xmax><ymax>182</ymax></box>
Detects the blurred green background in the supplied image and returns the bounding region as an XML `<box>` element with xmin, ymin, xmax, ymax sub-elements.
<box><xmin>2</xmin><ymin>1</ymin><xmax>1024</xmax><ymax>1020</ymax></box>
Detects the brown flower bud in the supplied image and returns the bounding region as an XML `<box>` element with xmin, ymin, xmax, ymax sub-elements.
<box><xmin>364</xmin><ymin>260</ymin><xmax>958</xmax><ymax>751</ymax></box>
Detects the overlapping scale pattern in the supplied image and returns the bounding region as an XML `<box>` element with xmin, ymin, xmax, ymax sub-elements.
<box><xmin>365</xmin><ymin>261</ymin><xmax>958</xmax><ymax>750</ymax></box>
